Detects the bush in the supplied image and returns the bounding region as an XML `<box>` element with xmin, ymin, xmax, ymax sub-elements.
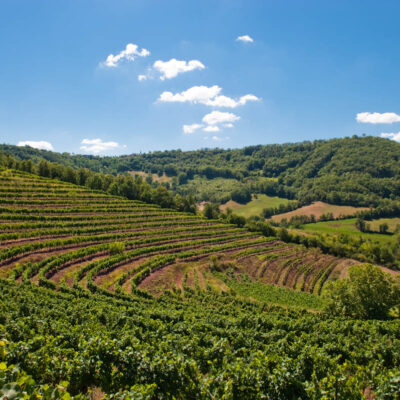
<box><xmin>323</xmin><ymin>264</ymin><xmax>400</xmax><ymax>319</ymax></box>
<box><xmin>109</xmin><ymin>242</ymin><xmax>125</xmax><ymax>256</ymax></box>
<box><xmin>231</xmin><ymin>188</ymin><xmax>251</xmax><ymax>204</ymax></box>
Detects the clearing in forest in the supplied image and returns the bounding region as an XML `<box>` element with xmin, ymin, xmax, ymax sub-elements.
<box><xmin>220</xmin><ymin>194</ymin><xmax>289</xmax><ymax>218</ymax></box>
<box><xmin>271</xmin><ymin>201</ymin><xmax>368</xmax><ymax>222</ymax></box>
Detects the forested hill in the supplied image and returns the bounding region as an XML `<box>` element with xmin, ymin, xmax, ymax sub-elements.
<box><xmin>2</xmin><ymin>136</ymin><xmax>400</xmax><ymax>206</ymax></box>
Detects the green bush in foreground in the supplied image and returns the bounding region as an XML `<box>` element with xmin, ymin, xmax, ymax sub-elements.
<box><xmin>323</xmin><ymin>264</ymin><xmax>400</xmax><ymax>319</ymax></box>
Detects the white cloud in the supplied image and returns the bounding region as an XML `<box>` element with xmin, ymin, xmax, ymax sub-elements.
<box><xmin>356</xmin><ymin>112</ymin><xmax>400</xmax><ymax>124</ymax></box>
<box><xmin>236</xmin><ymin>35</ymin><xmax>254</xmax><ymax>43</ymax></box>
<box><xmin>183</xmin><ymin>123</ymin><xmax>203</xmax><ymax>134</ymax></box>
<box><xmin>138</xmin><ymin>74</ymin><xmax>147</xmax><ymax>81</ymax></box>
<box><xmin>380</xmin><ymin>132</ymin><xmax>400</xmax><ymax>142</ymax></box>
<box><xmin>202</xmin><ymin>111</ymin><xmax>240</xmax><ymax>126</ymax></box>
<box><xmin>80</xmin><ymin>138</ymin><xmax>123</xmax><ymax>154</ymax></box>
<box><xmin>159</xmin><ymin>85</ymin><xmax>221</xmax><ymax>104</ymax></box>
<box><xmin>101</xmin><ymin>43</ymin><xmax>150</xmax><ymax>68</ymax></box>
<box><xmin>158</xmin><ymin>85</ymin><xmax>260</xmax><ymax>108</ymax></box>
<box><xmin>184</xmin><ymin>112</ymin><xmax>240</xmax><ymax>135</ymax></box>
<box><xmin>17</xmin><ymin>141</ymin><xmax>54</xmax><ymax>151</ymax></box>
<box><xmin>153</xmin><ymin>59</ymin><xmax>205</xmax><ymax>80</ymax></box>
<box><xmin>203</xmin><ymin>125</ymin><xmax>220</xmax><ymax>132</ymax></box>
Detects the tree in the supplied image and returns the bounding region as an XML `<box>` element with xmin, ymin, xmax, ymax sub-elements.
<box><xmin>231</xmin><ymin>187</ymin><xmax>251</xmax><ymax>204</ymax></box>
<box><xmin>203</xmin><ymin>203</ymin><xmax>220</xmax><ymax>219</ymax></box>
<box><xmin>355</xmin><ymin>218</ymin><xmax>366</xmax><ymax>232</ymax></box>
<box><xmin>379</xmin><ymin>222</ymin><xmax>389</xmax><ymax>234</ymax></box>
<box><xmin>323</xmin><ymin>264</ymin><xmax>400</xmax><ymax>319</ymax></box>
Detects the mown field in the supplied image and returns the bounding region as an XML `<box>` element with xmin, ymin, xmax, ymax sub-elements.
<box><xmin>220</xmin><ymin>194</ymin><xmax>289</xmax><ymax>218</ymax></box>
<box><xmin>299</xmin><ymin>218</ymin><xmax>394</xmax><ymax>245</ymax></box>
<box><xmin>271</xmin><ymin>201</ymin><xmax>368</xmax><ymax>222</ymax></box>
<box><xmin>369</xmin><ymin>217</ymin><xmax>400</xmax><ymax>233</ymax></box>
<box><xmin>1</xmin><ymin>169</ymin><xmax>400</xmax><ymax>399</ymax></box>
<box><xmin>129</xmin><ymin>170</ymin><xmax>172</xmax><ymax>184</ymax></box>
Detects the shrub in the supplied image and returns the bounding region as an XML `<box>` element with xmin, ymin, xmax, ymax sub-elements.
<box><xmin>323</xmin><ymin>264</ymin><xmax>400</xmax><ymax>319</ymax></box>
<box><xmin>109</xmin><ymin>241</ymin><xmax>125</xmax><ymax>256</ymax></box>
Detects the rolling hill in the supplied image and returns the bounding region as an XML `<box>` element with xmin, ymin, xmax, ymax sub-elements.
<box><xmin>3</xmin><ymin>135</ymin><xmax>400</xmax><ymax>207</ymax></box>
<box><xmin>1</xmin><ymin>168</ymin><xmax>400</xmax><ymax>398</ymax></box>
<box><xmin>0</xmin><ymin>169</ymin><xmax>361</xmax><ymax>298</ymax></box>
<box><xmin>1</xmin><ymin>168</ymin><xmax>400</xmax><ymax>399</ymax></box>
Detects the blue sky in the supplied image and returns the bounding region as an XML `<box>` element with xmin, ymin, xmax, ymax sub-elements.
<box><xmin>1</xmin><ymin>0</ymin><xmax>400</xmax><ymax>155</ymax></box>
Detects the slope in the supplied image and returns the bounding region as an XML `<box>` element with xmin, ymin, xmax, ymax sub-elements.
<box><xmin>0</xmin><ymin>169</ymin><xmax>360</xmax><ymax>299</ymax></box>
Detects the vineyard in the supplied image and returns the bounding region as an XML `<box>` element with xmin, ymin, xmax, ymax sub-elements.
<box><xmin>0</xmin><ymin>170</ymin><xmax>360</xmax><ymax>297</ymax></box>
<box><xmin>1</xmin><ymin>169</ymin><xmax>400</xmax><ymax>399</ymax></box>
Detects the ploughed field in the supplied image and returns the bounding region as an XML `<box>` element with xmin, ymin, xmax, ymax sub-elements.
<box><xmin>0</xmin><ymin>169</ymin><xmax>357</xmax><ymax>298</ymax></box>
<box><xmin>2</xmin><ymin>169</ymin><xmax>400</xmax><ymax>399</ymax></box>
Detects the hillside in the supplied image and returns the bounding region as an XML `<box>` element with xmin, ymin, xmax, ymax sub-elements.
<box><xmin>0</xmin><ymin>169</ymin><xmax>359</xmax><ymax>297</ymax></box>
<box><xmin>3</xmin><ymin>135</ymin><xmax>400</xmax><ymax>206</ymax></box>
<box><xmin>1</xmin><ymin>169</ymin><xmax>400</xmax><ymax>398</ymax></box>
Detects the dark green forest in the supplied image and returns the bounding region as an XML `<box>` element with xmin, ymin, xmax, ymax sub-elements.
<box><xmin>2</xmin><ymin>135</ymin><xmax>400</xmax><ymax>207</ymax></box>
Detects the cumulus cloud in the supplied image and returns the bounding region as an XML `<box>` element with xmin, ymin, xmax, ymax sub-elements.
<box><xmin>138</xmin><ymin>74</ymin><xmax>147</xmax><ymax>81</ymax></box>
<box><xmin>183</xmin><ymin>124</ymin><xmax>203</xmax><ymax>134</ymax></box>
<box><xmin>101</xmin><ymin>43</ymin><xmax>150</xmax><ymax>67</ymax></box>
<box><xmin>17</xmin><ymin>141</ymin><xmax>54</xmax><ymax>151</ymax></box>
<box><xmin>380</xmin><ymin>132</ymin><xmax>400</xmax><ymax>142</ymax></box>
<box><xmin>202</xmin><ymin>111</ymin><xmax>240</xmax><ymax>126</ymax></box>
<box><xmin>356</xmin><ymin>112</ymin><xmax>400</xmax><ymax>124</ymax></box>
<box><xmin>80</xmin><ymin>138</ymin><xmax>124</xmax><ymax>154</ymax></box>
<box><xmin>203</xmin><ymin>125</ymin><xmax>220</xmax><ymax>132</ymax></box>
<box><xmin>236</xmin><ymin>35</ymin><xmax>254</xmax><ymax>43</ymax></box>
<box><xmin>159</xmin><ymin>85</ymin><xmax>221</xmax><ymax>103</ymax></box>
<box><xmin>153</xmin><ymin>59</ymin><xmax>205</xmax><ymax>80</ymax></box>
<box><xmin>158</xmin><ymin>85</ymin><xmax>260</xmax><ymax>108</ymax></box>
<box><xmin>183</xmin><ymin>111</ymin><xmax>240</xmax><ymax>135</ymax></box>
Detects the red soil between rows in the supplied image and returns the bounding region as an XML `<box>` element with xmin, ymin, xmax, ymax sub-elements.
<box><xmin>138</xmin><ymin>240</ymin><xmax>270</xmax><ymax>294</ymax></box>
<box><xmin>0</xmin><ymin>225</ymin><xmax>235</xmax><ymax>248</ymax></box>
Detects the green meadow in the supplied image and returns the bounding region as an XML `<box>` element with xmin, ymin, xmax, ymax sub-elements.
<box><xmin>224</xmin><ymin>194</ymin><xmax>290</xmax><ymax>218</ymax></box>
<box><xmin>299</xmin><ymin>218</ymin><xmax>395</xmax><ymax>244</ymax></box>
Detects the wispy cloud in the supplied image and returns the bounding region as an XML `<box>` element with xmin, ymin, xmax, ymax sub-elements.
<box><xmin>356</xmin><ymin>112</ymin><xmax>400</xmax><ymax>124</ymax></box>
<box><xmin>380</xmin><ymin>132</ymin><xmax>400</xmax><ymax>142</ymax></box>
<box><xmin>17</xmin><ymin>140</ymin><xmax>54</xmax><ymax>151</ymax></box>
<box><xmin>183</xmin><ymin>123</ymin><xmax>203</xmax><ymax>134</ymax></box>
<box><xmin>101</xmin><ymin>43</ymin><xmax>150</xmax><ymax>68</ymax></box>
<box><xmin>236</xmin><ymin>35</ymin><xmax>254</xmax><ymax>43</ymax></box>
<box><xmin>159</xmin><ymin>85</ymin><xmax>260</xmax><ymax>108</ymax></box>
<box><xmin>203</xmin><ymin>125</ymin><xmax>220</xmax><ymax>132</ymax></box>
<box><xmin>212</xmin><ymin>135</ymin><xmax>230</xmax><ymax>141</ymax></box>
<box><xmin>80</xmin><ymin>138</ymin><xmax>125</xmax><ymax>154</ymax></box>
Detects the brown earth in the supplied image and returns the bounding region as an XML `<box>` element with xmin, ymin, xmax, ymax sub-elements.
<box><xmin>271</xmin><ymin>201</ymin><xmax>369</xmax><ymax>222</ymax></box>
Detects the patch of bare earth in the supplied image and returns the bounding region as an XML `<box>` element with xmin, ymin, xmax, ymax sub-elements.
<box><xmin>271</xmin><ymin>201</ymin><xmax>369</xmax><ymax>222</ymax></box>
<box><xmin>219</xmin><ymin>200</ymin><xmax>241</xmax><ymax>212</ymax></box>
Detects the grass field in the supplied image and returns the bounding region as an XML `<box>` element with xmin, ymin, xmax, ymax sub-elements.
<box><xmin>369</xmin><ymin>217</ymin><xmax>400</xmax><ymax>233</ymax></box>
<box><xmin>271</xmin><ymin>201</ymin><xmax>368</xmax><ymax>222</ymax></box>
<box><xmin>179</xmin><ymin>177</ymin><xmax>244</xmax><ymax>203</ymax></box>
<box><xmin>221</xmin><ymin>273</ymin><xmax>324</xmax><ymax>310</ymax></box>
<box><xmin>298</xmin><ymin>218</ymin><xmax>393</xmax><ymax>244</ymax></box>
<box><xmin>129</xmin><ymin>170</ymin><xmax>172</xmax><ymax>183</ymax></box>
<box><xmin>220</xmin><ymin>194</ymin><xmax>289</xmax><ymax>218</ymax></box>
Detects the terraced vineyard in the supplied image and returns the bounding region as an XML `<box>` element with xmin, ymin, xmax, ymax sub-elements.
<box><xmin>0</xmin><ymin>169</ymin><xmax>359</xmax><ymax>299</ymax></box>
<box><xmin>2</xmin><ymin>169</ymin><xmax>400</xmax><ymax>399</ymax></box>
